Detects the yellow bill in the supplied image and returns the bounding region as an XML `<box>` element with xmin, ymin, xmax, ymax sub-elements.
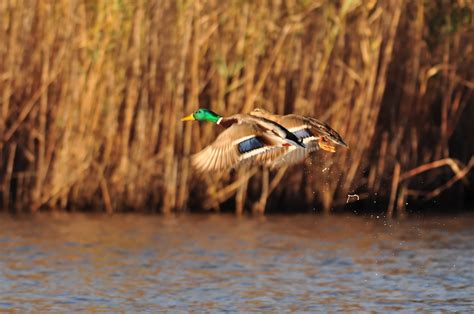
<box><xmin>181</xmin><ymin>114</ymin><xmax>195</xmax><ymax>121</ymax></box>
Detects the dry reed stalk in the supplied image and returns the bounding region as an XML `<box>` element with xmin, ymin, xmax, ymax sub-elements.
<box><xmin>204</xmin><ymin>168</ymin><xmax>259</xmax><ymax>209</ymax></box>
<box><xmin>252</xmin><ymin>166</ymin><xmax>288</xmax><ymax>214</ymax></box>
<box><xmin>387</xmin><ymin>162</ymin><xmax>401</xmax><ymax>218</ymax></box>
<box><xmin>402</xmin><ymin>157</ymin><xmax>473</xmax><ymax>200</ymax></box>
<box><xmin>2</xmin><ymin>142</ymin><xmax>16</xmax><ymax>210</ymax></box>
<box><xmin>253</xmin><ymin>168</ymin><xmax>270</xmax><ymax>214</ymax></box>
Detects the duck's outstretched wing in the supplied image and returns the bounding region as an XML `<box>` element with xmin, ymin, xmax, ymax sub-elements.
<box><xmin>191</xmin><ymin>123</ymin><xmax>285</xmax><ymax>172</ymax></box>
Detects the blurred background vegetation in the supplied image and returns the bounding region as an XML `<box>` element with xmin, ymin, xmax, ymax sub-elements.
<box><xmin>0</xmin><ymin>0</ymin><xmax>472</xmax><ymax>214</ymax></box>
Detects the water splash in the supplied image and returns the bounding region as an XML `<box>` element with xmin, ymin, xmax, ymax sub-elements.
<box><xmin>346</xmin><ymin>194</ymin><xmax>360</xmax><ymax>203</ymax></box>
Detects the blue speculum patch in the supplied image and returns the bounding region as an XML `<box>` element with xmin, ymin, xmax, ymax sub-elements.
<box><xmin>293</xmin><ymin>128</ymin><xmax>312</xmax><ymax>140</ymax></box>
<box><xmin>238</xmin><ymin>137</ymin><xmax>265</xmax><ymax>154</ymax></box>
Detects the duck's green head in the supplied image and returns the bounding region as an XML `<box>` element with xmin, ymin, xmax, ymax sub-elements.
<box><xmin>181</xmin><ymin>108</ymin><xmax>221</xmax><ymax>123</ymax></box>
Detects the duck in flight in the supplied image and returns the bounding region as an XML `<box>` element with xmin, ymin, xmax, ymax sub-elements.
<box><xmin>181</xmin><ymin>108</ymin><xmax>305</xmax><ymax>172</ymax></box>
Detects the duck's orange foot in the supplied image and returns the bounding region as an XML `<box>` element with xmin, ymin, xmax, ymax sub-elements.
<box><xmin>318</xmin><ymin>138</ymin><xmax>336</xmax><ymax>153</ymax></box>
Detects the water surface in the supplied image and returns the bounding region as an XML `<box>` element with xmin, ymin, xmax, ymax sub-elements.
<box><xmin>0</xmin><ymin>213</ymin><xmax>473</xmax><ymax>312</ymax></box>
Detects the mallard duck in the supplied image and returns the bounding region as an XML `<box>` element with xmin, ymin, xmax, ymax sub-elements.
<box><xmin>182</xmin><ymin>108</ymin><xmax>305</xmax><ymax>172</ymax></box>
<box><xmin>249</xmin><ymin>108</ymin><xmax>348</xmax><ymax>167</ymax></box>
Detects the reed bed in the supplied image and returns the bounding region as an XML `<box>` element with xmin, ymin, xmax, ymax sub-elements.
<box><xmin>0</xmin><ymin>0</ymin><xmax>472</xmax><ymax>214</ymax></box>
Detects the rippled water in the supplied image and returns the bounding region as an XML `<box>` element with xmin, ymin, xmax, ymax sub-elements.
<box><xmin>0</xmin><ymin>213</ymin><xmax>473</xmax><ymax>312</ymax></box>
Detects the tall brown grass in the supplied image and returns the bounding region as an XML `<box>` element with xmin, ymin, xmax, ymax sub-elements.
<box><xmin>0</xmin><ymin>0</ymin><xmax>472</xmax><ymax>214</ymax></box>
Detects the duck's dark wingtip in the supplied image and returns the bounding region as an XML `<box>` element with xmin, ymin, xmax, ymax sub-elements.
<box><xmin>335</xmin><ymin>137</ymin><xmax>349</xmax><ymax>149</ymax></box>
